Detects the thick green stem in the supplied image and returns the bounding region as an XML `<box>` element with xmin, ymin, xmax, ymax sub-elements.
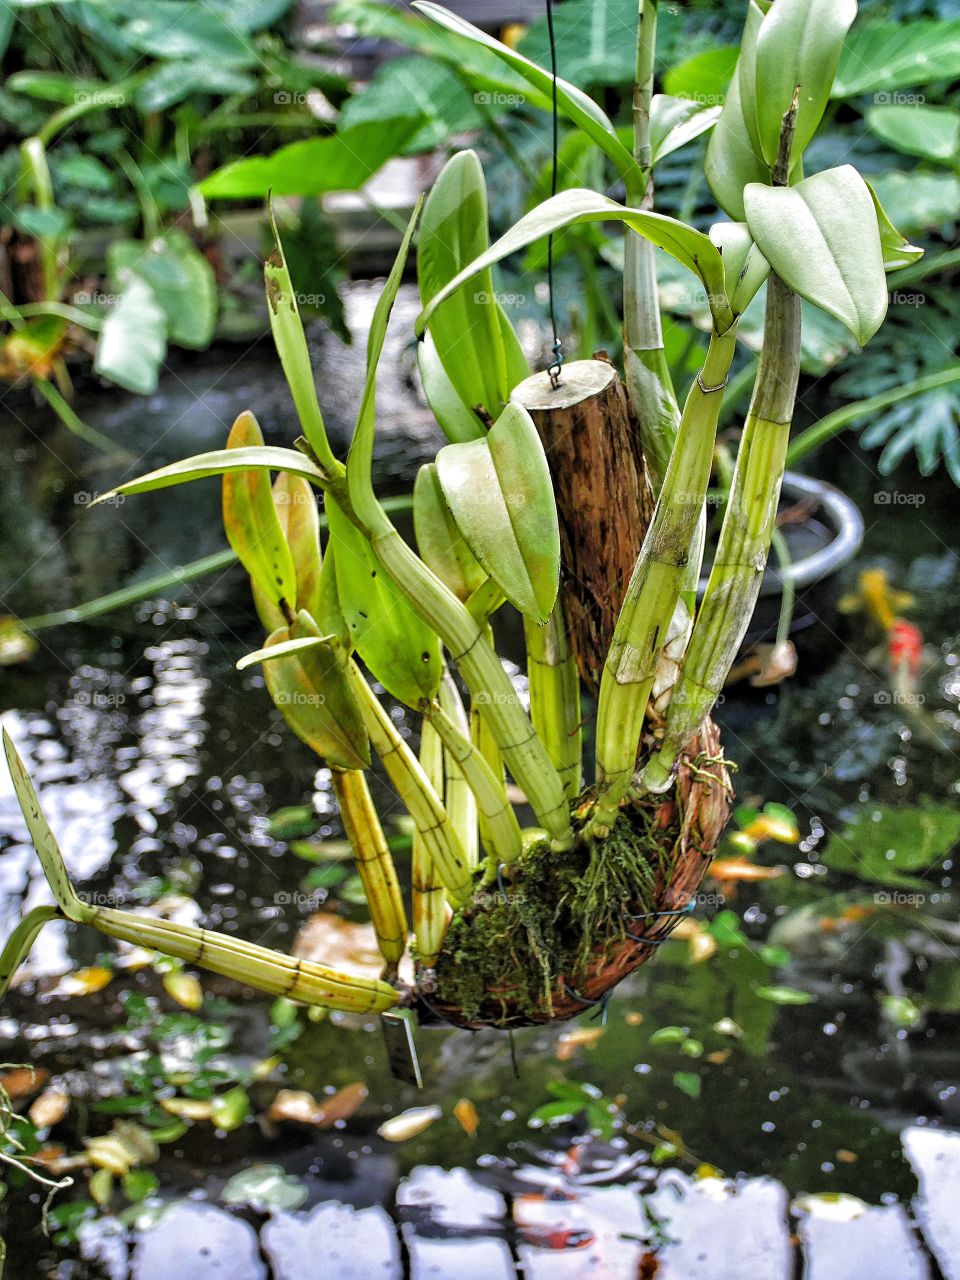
<box><xmin>590</xmin><ymin>326</ymin><xmax>738</xmax><ymax>835</ymax></box>
<box><xmin>524</xmin><ymin>607</ymin><xmax>582</xmax><ymax>801</ymax></box>
<box><xmin>438</xmin><ymin>670</ymin><xmax>479</xmax><ymax>870</ymax></box>
<box><xmin>411</xmin><ymin>716</ymin><xmax>447</xmax><ymax>972</ymax></box>
<box><xmin>644</xmin><ymin>271</ymin><xmax>802</xmax><ymax>791</ymax></box>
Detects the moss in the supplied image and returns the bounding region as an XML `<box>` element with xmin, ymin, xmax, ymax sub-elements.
<box><xmin>434</xmin><ymin>799</ymin><xmax>672</xmax><ymax>1026</ymax></box>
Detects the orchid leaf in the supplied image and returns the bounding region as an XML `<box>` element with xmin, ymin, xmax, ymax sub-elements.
<box><xmin>865</xmin><ymin>181</ymin><xmax>924</xmax><ymax>272</ymax></box>
<box><xmin>649</xmin><ymin>95</ymin><xmax>721</xmax><ymax>164</ymax></box>
<box><xmin>89</xmin><ymin>448</ymin><xmax>326</xmax><ymax>507</ymax></box>
<box><xmin>413</xmin><ymin>463</ymin><xmax>486</xmax><ymax>603</ymax></box>
<box><xmin>435</xmin><ymin>402</ymin><xmax>559</xmax><ymax>623</ymax></box>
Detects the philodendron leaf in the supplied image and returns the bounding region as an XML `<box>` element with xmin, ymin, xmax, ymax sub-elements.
<box><xmin>262</xmin><ymin>611</ymin><xmax>370</xmax><ymax>772</ymax></box>
<box><xmin>411</xmin><ymin>2</ymin><xmax>637</xmax><ymax>182</ymax></box>
<box><xmin>94</xmin><ymin>276</ymin><xmax>167</xmax><ymax>395</ymax></box>
<box><xmin>435</xmin><ymin>402</ymin><xmax>559</xmax><ymax>622</ymax></box>
<box><xmin>744</xmin><ymin>165</ymin><xmax>887</xmax><ymax>345</ymax></box>
<box><xmin>418</xmin><ymin>150</ymin><xmax>529</xmax><ymax>422</ymax></box>
<box><xmin>89</xmin><ymin>447</ymin><xmax>326</xmax><ymax>507</ymax></box>
<box><xmin>222</xmin><ymin>412</ymin><xmax>298</xmax><ymax>620</ymax></box>
<box><xmin>866</xmin><ymin>181</ymin><xmax>924</xmax><ymax>272</ymax></box>
<box><xmin>417</xmin><ymin>331</ymin><xmax>484</xmax><ymax>443</ymax></box>
<box><xmin>413</xmin><ymin>463</ymin><xmax>486</xmax><ymax>602</ymax></box>
<box><xmin>416</xmin><ymin>189</ymin><xmax>730</xmax><ymax>334</ymax></box>
<box><xmin>108</xmin><ymin>229</ymin><xmax>216</xmax><ymax>350</ymax></box>
<box><xmin>649</xmin><ymin>95</ymin><xmax>721</xmax><ymax>164</ymax></box>
<box><xmin>325</xmin><ymin>495</ymin><xmax>442</xmax><ymax>707</ymax></box>
<box><xmin>752</xmin><ymin>0</ymin><xmax>857</xmax><ymax>167</ymax></box>
<box><xmin>832</xmin><ymin>18</ymin><xmax>960</xmax><ymax>98</ymax></box>
<box><xmin>865</xmin><ymin>103</ymin><xmax>960</xmax><ymax>166</ymax></box>
<box><xmin>265</xmin><ymin>205</ymin><xmax>336</xmax><ymax>472</ymax></box>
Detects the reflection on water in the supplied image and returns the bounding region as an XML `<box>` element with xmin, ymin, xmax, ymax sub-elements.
<box><xmin>1</xmin><ymin>284</ymin><xmax>959</xmax><ymax>1275</ymax></box>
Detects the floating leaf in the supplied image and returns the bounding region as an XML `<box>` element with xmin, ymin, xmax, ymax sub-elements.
<box><xmin>221</xmin><ymin>1163</ymin><xmax>308</xmax><ymax>1212</ymax></box>
<box><xmin>744</xmin><ymin>166</ymin><xmax>887</xmax><ymax>345</ymax></box>
<box><xmin>453</xmin><ymin>1098</ymin><xmax>479</xmax><ymax>1137</ymax></box>
<box><xmin>753</xmin><ymin>984</ymin><xmax>813</xmax><ymax>1005</ymax></box>
<box><xmin>325</xmin><ymin>495</ymin><xmax>442</xmax><ymax>706</ymax></box>
<box><xmin>672</xmin><ymin>1071</ymin><xmax>702</xmax><ymax>1099</ymax></box>
<box><xmin>265</xmin><ymin>806</ymin><xmax>317</xmax><ymax>840</ymax></box>
<box><xmin>377</xmin><ymin>1104</ymin><xmax>441</xmax><ymax>1142</ymax></box>
<box><xmin>55</xmin><ymin>966</ymin><xmax>113</xmax><ymax>997</ymax></box>
<box><xmin>211</xmin><ymin>1086</ymin><xmax>250</xmax><ymax>1132</ymax></box>
<box><xmin>28</xmin><ymin>1088</ymin><xmax>70</xmax><ymax>1129</ymax></box>
<box><xmin>435</xmin><ymin>402</ymin><xmax>559</xmax><ymax>622</ymax></box>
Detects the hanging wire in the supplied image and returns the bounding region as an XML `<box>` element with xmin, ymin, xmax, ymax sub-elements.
<box><xmin>545</xmin><ymin>0</ymin><xmax>563</xmax><ymax>390</ymax></box>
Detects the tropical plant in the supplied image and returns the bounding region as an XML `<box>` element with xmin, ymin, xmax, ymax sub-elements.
<box><xmin>0</xmin><ymin>0</ymin><xmax>921</xmax><ymax>1036</ymax></box>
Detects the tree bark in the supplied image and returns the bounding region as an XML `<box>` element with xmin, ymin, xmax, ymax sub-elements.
<box><xmin>511</xmin><ymin>357</ymin><xmax>655</xmax><ymax>695</ymax></box>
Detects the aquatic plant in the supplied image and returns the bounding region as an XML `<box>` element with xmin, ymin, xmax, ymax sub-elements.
<box><xmin>1</xmin><ymin>0</ymin><xmax>919</xmax><ymax>1032</ymax></box>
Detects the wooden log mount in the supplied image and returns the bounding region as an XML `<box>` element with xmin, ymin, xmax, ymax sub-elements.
<box><xmin>511</xmin><ymin>358</ymin><xmax>655</xmax><ymax>696</ymax></box>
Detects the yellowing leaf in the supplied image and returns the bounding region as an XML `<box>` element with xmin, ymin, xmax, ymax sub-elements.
<box><xmin>56</xmin><ymin>965</ymin><xmax>113</xmax><ymax>997</ymax></box>
<box><xmin>377</xmin><ymin>1105</ymin><xmax>441</xmax><ymax>1142</ymax></box>
<box><xmin>162</xmin><ymin>971</ymin><xmax>203</xmax><ymax>1010</ymax></box>
<box><xmin>453</xmin><ymin>1098</ymin><xmax>479</xmax><ymax>1137</ymax></box>
<box><xmin>28</xmin><ymin>1088</ymin><xmax>70</xmax><ymax>1129</ymax></box>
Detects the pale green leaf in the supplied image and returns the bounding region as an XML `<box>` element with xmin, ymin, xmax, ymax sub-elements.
<box><xmin>108</xmin><ymin>229</ymin><xmax>216</xmax><ymax>350</ymax></box>
<box><xmin>94</xmin><ymin>277</ymin><xmax>166</xmax><ymax>395</ymax></box>
<box><xmin>649</xmin><ymin>95</ymin><xmax>721</xmax><ymax>164</ymax></box>
<box><xmin>832</xmin><ymin>19</ymin><xmax>960</xmax><ymax>97</ymax></box>
<box><xmin>413</xmin><ymin>463</ymin><xmax>486</xmax><ymax>602</ymax></box>
<box><xmin>865</xmin><ymin>103</ymin><xmax>960</xmax><ymax>166</ymax></box>
<box><xmin>89</xmin><ymin>447</ymin><xmax>326</xmax><ymax>507</ymax></box>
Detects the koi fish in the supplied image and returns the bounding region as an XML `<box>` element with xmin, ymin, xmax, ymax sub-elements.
<box><xmin>887</xmin><ymin>619</ymin><xmax>923</xmax><ymax>680</ymax></box>
<box><xmin>839</xmin><ymin>568</ymin><xmax>914</xmax><ymax>633</ymax></box>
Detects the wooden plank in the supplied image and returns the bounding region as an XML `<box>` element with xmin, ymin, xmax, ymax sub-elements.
<box><xmin>515</xmin><ymin>1183</ymin><xmax>647</xmax><ymax>1279</ymax></box>
<box><xmin>903</xmin><ymin>1125</ymin><xmax>960</xmax><ymax>1280</ymax></box>
<box><xmin>646</xmin><ymin>1173</ymin><xmax>793</xmax><ymax>1280</ymax></box>
<box><xmin>794</xmin><ymin>1194</ymin><xmax>929</xmax><ymax>1280</ymax></box>
<box><xmin>397</xmin><ymin>1166</ymin><xmax>514</xmax><ymax>1280</ymax></box>
<box><xmin>261</xmin><ymin>1202</ymin><xmax>401</xmax><ymax>1280</ymax></box>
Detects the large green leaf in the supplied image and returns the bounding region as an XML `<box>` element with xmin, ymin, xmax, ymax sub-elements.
<box><xmin>413</xmin><ymin>463</ymin><xmax>486</xmax><ymax>603</ymax></box>
<box><xmin>832</xmin><ymin>19</ymin><xmax>960</xmax><ymax>97</ymax></box>
<box><xmin>822</xmin><ymin>804</ymin><xmax>960</xmax><ymax>889</ymax></box>
<box><xmin>865</xmin><ymin>103</ymin><xmax>960</xmax><ymax>166</ymax></box>
<box><xmin>222</xmin><ymin>412</ymin><xmax>297</xmax><ymax>619</ymax></box>
<box><xmin>123</xmin><ymin>5</ymin><xmax>257</xmax><ymax>65</ymax></box>
<box><xmin>90</xmin><ymin>448</ymin><xmax>326</xmax><ymax>507</ymax></box>
<box><xmin>416</xmin><ymin>189</ymin><xmax>729</xmax><ymax>334</ymax></box>
<box><xmin>867</xmin><ymin>171</ymin><xmax>960</xmax><ymax>236</ymax></box>
<box><xmin>325</xmin><ymin>496</ymin><xmax>442</xmax><ymax>707</ymax></box>
<box><xmin>744</xmin><ymin>165</ymin><xmax>886</xmax><ymax>345</ymax></box>
<box><xmin>265</xmin><ymin>207</ymin><xmax>336</xmax><ymax>472</ymax></box>
<box><xmin>198</xmin><ymin>117</ymin><xmax>424</xmax><ymax>198</ymax></box>
<box><xmin>261</xmin><ymin>612</ymin><xmax>370</xmax><ymax>772</ymax></box>
<box><xmin>416</xmin><ymin>331</ymin><xmax>484</xmax><ymax>443</ymax></box>
<box><xmin>705</xmin><ymin>44</ymin><xmax>770</xmax><ymax>221</ymax></box>
<box><xmin>752</xmin><ymin>0</ymin><xmax>857</xmax><ymax>165</ymax></box>
<box><xmin>663</xmin><ymin>47</ymin><xmax>738</xmax><ymax>103</ymax></box>
<box><xmin>515</xmin><ymin>0</ymin><xmax>636</xmax><ymax>88</ymax></box>
<box><xmin>649</xmin><ymin>95</ymin><xmax>721</xmax><ymax>164</ymax></box>
<box><xmin>411</xmin><ymin>2</ymin><xmax>637</xmax><ymax>182</ymax></box>
<box><xmin>339</xmin><ymin>55</ymin><xmax>482</xmax><ymax>154</ymax></box>
<box><xmin>417</xmin><ymin>151</ymin><xmax>528</xmax><ymax>422</ymax></box>
<box><xmin>435</xmin><ymin>402</ymin><xmax>559</xmax><ymax>623</ymax></box>
<box><xmin>108</xmin><ymin>229</ymin><xmax>216</xmax><ymax>350</ymax></box>
<box><xmin>135</xmin><ymin>61</ymin><xmax>257</xmax><ymax>113</ymax></box>
<box><xmin>93</xmin><ymin>276</ymin><xmax>167</xmax><ymax>395</ymax></box>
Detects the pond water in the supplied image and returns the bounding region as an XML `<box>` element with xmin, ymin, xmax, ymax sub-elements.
<box><xmin>1</xmin><ymin>285</ymin><xmax>959</xmax><ymax>1276</ymax></box>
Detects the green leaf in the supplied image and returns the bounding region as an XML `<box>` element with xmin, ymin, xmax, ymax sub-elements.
<box><xmin>199</xmin><ymin>118</ymin><xmax>424</xmax><ymax>198</ymax></box>
<box><xmin>744</xmin><ymin>165</ymin><xmax>887</xmax><ymax>345</ymax></box>
<box><xmin>417</xmin><ymin>331</ymin><xmax>484</xmax><ymax>443</ymax></box>
<box><xmin>265</xmin><ymin>207</ymin><xmax>336</xmax><ymax>472</ymax></box>
<box><xmin>832</xmin><ymin>19</ymin><xmax>960</xmax><ymax>97</ymax></box>
<box><xmin>122</xmin><ymin>1170</ymin><xmax>159</xmax><ymax>1203</ymax></box>
<box><xmin>89</xmin><ymin>447</ymin><xmax>325</xmax><ymax>506</ymax></box>
<box><xmin>705</xmin><ymin>60</ymin><xmax>770</xmax><ymax>222</ymax></box>
<box><xmin>325</xmin><ymin>496</ymin><xmax>442</xmax><ymax>706</ymax></box>
<box><xmin>93</xmin><ymin>276</ymin><xmax>167</xmax><ymax>395</ymax></box>
<box><xmin>108</xmin><ymin>229</ymin><xmax>216</xmax><ymax>350</ymax></box>
<box><xmin>752</xmin><ymin>0</ymin><xmax>857</xmax><ymax>166</ymax></box>
<box><xmin>123</xmin><ymin>5</ymin><xmax>257</xmax><ymax>66</ymax></box>
<box><xmin>865</xmin><ymin>103</ymin><xmax>960</xmax><ymax>166</ymax></box>
<box><xmin>865</xmin><ymin>181</ymin><xmax>924</xmax><ymax>272</ymax></box>
<box><xmin>413</xmin><ymin>463</ymin><xmax>486</xmax><ymax>602</ymax></box>
<box><xmin>221</xmin><ymin>1164</ymin><xmax>308</xmax><ymax>1213</ymax></box>
<box><xmin>411</xmin><ymin>2</ymin><xmax>637</xmax><ymax>181</ymax></box>
<box><xmin>672</xmin><ymin>1071</ymin><xmax>702</xmax><ymax>1099</ymax></box>
<box><xmin>663</xmin><ymin>47</ymin><xmax>738</xmax><ymax>104</ymax></box>
<box><xmin>416</xmin><ymin>188</ymin><xmax>729</xmax><ymax>335</ymax></box>
<box><xmin>7</xmin><ymin>70</ymin><xmax>112</xmax><ymax>104</ymax></box>
<box><xmin>752</xmin><ymin>984</ymin><xmax>813</xmax><ymax>1005</ymax></box>
<box><xmin>222</xmin><ymin>412</ymin><xmax>297</xmax><ymax>617</ymax></box>
<box><xmin>237</xmin><ymin>635</ymin><xmax>335</xmax><ymax>672</ymax></box>
<box><xmin>267</xmin><ymin>472</ymin><xmax>325</xmax><ymax>622</ymax></box>
<box><xmin>821</xmin><ymin>803</ymin><xmax>960</xmax><ymax>889</ymax></box>
<box><xmin>211</xmin><ymin>1086</ymin><xmax>249</xmax><ymax>1132</ymax></box>
<box><xmin>435</xmin><ymin>402</ymin><xmax>559</xmax><ymax>623</ymax></box>
<box><xmin>262</xmin><ymin>612</ymin><xmax>370</xmax><ymax>772</ymax></box>
<box><xmin>515</xmin><ymin>0</ymin><xmax>637</xmax><ymax>89</ymax></box>
<box><xmin>340</xmin><ymin>55</ymin><xmax>482</xmax><ymax>154</ymax></box>
<box><xmin>649</xmin><ymin>95</ymin><xmax>721</xmax><ymax>164</ymax></box>
<box><xmin>417</xmin><ymin>150</ymin><xmax>529</xmax><ymax>420</ymax></box>
<box><xmin>867</xmin><ymin>170</ymin><xmax>960</xmax><ymax>236</ymax></box>
<box><xmin>135</xmin><ymin>61</ymin><xmax>257</xmax><ymax>113</ymax></box>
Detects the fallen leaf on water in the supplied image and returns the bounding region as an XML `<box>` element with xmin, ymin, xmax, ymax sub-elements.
<box><xmin>377</xmin><ymin>1105</ymin><xmax>441</xmax><ymax>1142</ymax></box>
<box><xmin>556</xmin><ymin>1027</ymin><xmax>605</xmax><ymax>1061</ymax></box>
<box><xmin>836</xmin><ymin>1149</ymin><xmax>858</xmax><ymax>1163</ymax></box>
<box><xmin>740</xmin><ymin>812</ymin><xmax>800</xmax><ymax>844</ymax></box>
<box><xmin>160</xmin><ymin>1097</ymin><xmax>215</xmax><ymax>1122</ymax></box>
<box><xmin>315</xmin><ymin>1082</ymin><xmax>368</xmax><ymax>1128</ymax></box>
<box><xmin>162</xmin><ymin>971</ymin><xmax>203</xmax><ymax>1010</ymax></box>
<box><xmin>54</xmin><ymin>965</ymin><xmax>113</xmax><ymax>997</ymax></box>
<box><xmin>293</xmin><ymin>914</ymin><xmax>384</xmax><ymax>978</ymax></box>
<box><xmin>28</xmin><ymin>1088</ymin><xmax>70</xmax><ymax>1129</ymax></box>
<box><xmin>453</xmin><ymin>1098</ymin><xmax>479</xmax><ymax>1137</ymax></box>
<box><xmin>85</xmin><ymin>1121</ymin><xmax>158</xmax><ymax>1176</ymax></box>
<box><xmin>708</xmin><ymin>858</ymin><xmax>786</xmax><ymax>884</ymax></box>
<box><xmin>268</xmin><ymin>1082</ymin><xmax>368</xmax><ymax>1129</ymax></box>
<box><xmin>211</xmin><ymin>1086</ymin><xmax>250</xmax><ymax>1132</ymax></box>
<box><xmin>706</xmin><ymin>1050</ymin><xmax>732</xmax><ymax>1065</ymax></box>
<box><xmin>625</xmin><ymin>1011</ymin><xmax>644</xmax><ymax>1026</ymax></box>
<box><xmin>0</xmin><ymin>1067</ymin><xmax>49</xmax><ymax>1100</ymax></box>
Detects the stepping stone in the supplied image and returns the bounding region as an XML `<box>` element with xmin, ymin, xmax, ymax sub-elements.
<box><xmin>793</xmin><ymin>1193</ymin><xmax>929</xmax><ymax>1280</ymax></box>
<box><xmin>262</xmin><ymin>1202</ymin><xmax>401</xmax><ymax>1280</ymax></box>
<box><xmin>646</xmin><ymin>1173</ymin><xmax>792</xmax><ymax>1279</ymax></box>
<box><xmin>397</xmin><ymin>1166</ymin><xmax>514</xmax><ymax>1279</ymax></box>
<box><xmin>132</xmin><ymin>1202</ymin><xmax>266</xmax><ymax>1280</ymax></box>
<box><xmin>515</xmin><ymin>1183</ymin><xmax>647</xmax><ymax>1279</ymax></box>
<box><xmin>903</xmin><ymin>1125</ymin><xmax>960</xmax><ymax>1280</ymax></box>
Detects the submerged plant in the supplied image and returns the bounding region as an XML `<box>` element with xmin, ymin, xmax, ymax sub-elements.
<box><xmin>1</xmin><ymin>0</ymin><xmax>919</xmax><ymax>1033</ymax></box>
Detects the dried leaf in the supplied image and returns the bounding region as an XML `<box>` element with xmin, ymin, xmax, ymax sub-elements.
<box><xmin>162</xmin><ymin>971</ymin><xmax>203</xmax><ymax>1010</ymax></box>
<box><xmin>54</xmin><ymin>965</ymin><xmax>113</xmax><ymax>997</ymax></box>
<box><xmin>0</xmin><ymin>1067</ymin><xmax>49</xmax><ymax>1100</ymax></box>
<box><xmin>453</xmin><ymin>1098</ymin><xmax>479</xmax><ymax>1137</ymax></box>
<box><xmin>556</xmin><ymin>1027</ymin><xmax>605</xmax><ymax>1061</ymax></box>
<box><xmin>377</xmin><ymin>1104</ymin><xmax>441</xmax><ymax>1142</ymax></box>
<box><xmin>28</xmin><ymin>1088</ymin><xmax>70</xmax><ymax>1129</ymax></box>
<box><xmin>708</xmin><ymin>858</ymin><xmax>786</xmax><ymax>884</ymax></box>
